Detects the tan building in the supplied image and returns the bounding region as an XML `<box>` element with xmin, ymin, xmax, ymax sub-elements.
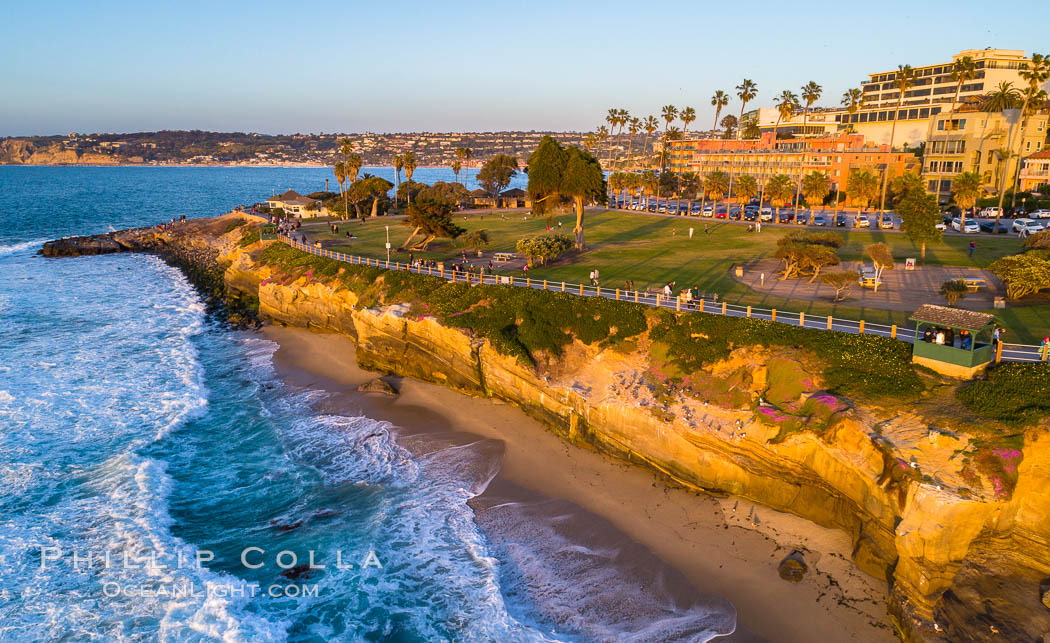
<box><xmin>266</xmin><ymin>189</ymin><xmax>323</xmax><ymax>217</ymax></box>
<box><xmin>922</xmin><ymin>106</ymin><xmax>1048</xmax><ymax>202</ymax></box>
<box><xmin>1019</xmin><ymin>149</ymin><xmax>1050</xmax><ymax>193</ymax></box>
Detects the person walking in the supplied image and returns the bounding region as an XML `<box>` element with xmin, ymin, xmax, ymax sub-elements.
<box><xmin>1041</xmin><ymin>336</ymin><xmax>1050</xmax><ymax>361</ymax></box>
<box><xmin>968</xmin><ymin>241</ymin><xmax>976</xmax><ymax>258</ymax></box>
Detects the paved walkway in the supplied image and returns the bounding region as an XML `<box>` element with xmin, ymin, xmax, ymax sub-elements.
<box><xmin>735</xmin><ymin>259</ymin><xmax>1004</xmax><ymax>312</ymax></box>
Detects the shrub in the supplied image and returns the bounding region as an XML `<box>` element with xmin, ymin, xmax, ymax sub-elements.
<box><xmin>988</xmin><ymin>254</ymin><xmax>1050</xmax><ymax>300</ymax></box>
<box><xmin>516</xmin><ymin>234</ymin><xmax>573</xmax><ymax>267</ymax></box>
<box><xmin>939</xmin><ymin>279</ymin><xmax>969</xmax><ymax>307</ymax></box>
<box><xmin>956</xmin><ymin>362</ymin><xmax>1050</xmax><ymax>426</ymax></box>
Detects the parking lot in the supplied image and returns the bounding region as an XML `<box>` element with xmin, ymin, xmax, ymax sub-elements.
<box><xmin>608</xmin><ymin>198</ymin><xmax>1049</xmax><ymax>236</ymax></box>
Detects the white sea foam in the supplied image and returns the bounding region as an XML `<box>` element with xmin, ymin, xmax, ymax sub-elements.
<box><xmin>0</xmin><ymin>238</ymin><xmax>46</xmax><ymax>257</ymax></box>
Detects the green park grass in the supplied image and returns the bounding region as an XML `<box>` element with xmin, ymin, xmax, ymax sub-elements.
<box><xmin>303</xmin><ymin>209</ymin><xmax>1050</xmax><ymax>344</ymax></box>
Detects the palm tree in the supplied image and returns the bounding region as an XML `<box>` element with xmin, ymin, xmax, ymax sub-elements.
<box><xmin>772</xmin><ymin>91</ymin><xmax>799</xmax><ymax>143</ymax></box>
<box><xmin>930</xmin><ymin>56</ymin><xmax>977</xmax><ymax>206</ymax></box>
<box><xmin>642</xmin><ymin>116</ymin><xmax>659</xmax><ymax>166</ymax></box>
<box><xmin>333</xmin><ymin>161</ymin><xmax>347</xmax><ymax>216</ymax></box>
<box><xmin>583</xmin><ymin>134</ymin><xmax>598</xmax><ymax>157</ymax></box>
<box><xmin>735</xmin><ymin>175</ymin><xmax>758</xmax><ymax>211</ymax></box>
<box><xmin>660</xmin><ymin>105</ymin><xmax>678</xmax><ymax>170</ymax></box>
<box><xmin>617</xmin><ymin>109</ymin><xmax>631</xmax><ymax>153</ymax></box>
<box><xmin>840</xmin><ymin>88</ymin><xmax>863</xmax><ymax>136</ymax></box>
<box><xmin>952</xmin><ymin>170</ymin><xmax>983</xmax><ymax>229</ymax></box>
<box><xmin>680</xmin><ymin>106</ymin><xmax>696</xmax><ymax>134</ymax></box>
<box><xmin>451</xmin><ymin>160</ymin><xmax>462</xmax><ymax>184</ymax></box>
<box><xmin>705</xmin><ymin>170</ymin><xmax>731</xmax><ymax>205</ymax></box>
<box><xmin>1005</xmin><ymin>53</ymin><xmax>1050</xmax><ymax>210</ymax></box>
<box><xmin>736</xmin><ymin>80</ymin><xmax>758</xmax><ymax>140</ymax></box>
<box><xmin>719</xmin><ymin>115</ymin><xmax>738</xmax><ymax>138</ymax></box>
<box><xmin>801</xmin><ymin>171</ymin><xmax>831</xmax><ymax>220</ymax></box>
<box><xmin>339</xmin><ymin>137</ymin><xmax>354</xmax><ymax>164</ymax></box>
<box><xmin>848</xmin><ymin>169</ymin><xmax>880</xmax><ymax>213</ymax></box>
<box><xmin>347</xmin><ymin>154</ymin><xmax>362</xmax><ymax>185</ymax></box>
<box><xmin>711</xmin><ymin>91</ymin><xmax>729</xmax><ymax>132</ymax></box>
<box><xmin>877</xmin><ymin>64</ymin><xmax>915</xmax><ymax>218</ymax></box>
<box><xmin>596</xmin><ymin>126</ymin><xmax>610</xmax><ymax>165</ymax></box>
<box><xmin>455</xmin><ymin>147</ymin><xmax>470</xmax><ymax>185</ymax></box>
<box><xmin>606</xmin><ymin>109</ymin><xmax>619</xmax><ymax>162</ymax></box>
<box><xmin>393</xmin><ymin>153</ymin><xmax>404</xmax><ymax>207</ymax></box>
<box><xmin>402</xmin><ymin>150</ymin><xmax>417</xmax><ymax>205</ymax></box>
<box><xmin>626</xmin><ymin>117</ymin><xmax>641</xmax><ymax>167</ymax></box>
<box><xmin>765</xmin><ymin>173</ymin><xmax>795</xmax><ymax>211</ymax></box>
<box><xmin>800</xmin><ymin>81</ymin><xmax>823</xmax><ymax>135</ymax></box>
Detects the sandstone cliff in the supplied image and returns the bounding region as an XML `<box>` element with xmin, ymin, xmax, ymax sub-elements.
<box><xmin>1</xmin><ymin>139</ymin><xmax>124</xmax><ymax>165</ymax></box>
<box><xmin>41</xmin><ymin>217</ymin><xmax>1050</xmax><ymax>641</ymax></box>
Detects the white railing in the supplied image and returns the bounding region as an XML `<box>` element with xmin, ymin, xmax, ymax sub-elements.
<box><xmin>277</xmin><ymin>235</ymin><xmax>1047</xmax><ymax>363</ymax></box>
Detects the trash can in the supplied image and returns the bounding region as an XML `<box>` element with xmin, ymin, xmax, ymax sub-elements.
<box><xmin>735</xmin><ymin>266</ymin><xmax>744</xmax><ymax>278</ymax></box>
<box><xmin>994</xmin><ymin>296</ymin><xmax>1006</xmax><ymax>309</ymax></box>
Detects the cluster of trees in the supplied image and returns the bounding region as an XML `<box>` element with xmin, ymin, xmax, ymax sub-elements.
<box><xmin>988</xmin><ymin>230</ymin><xmax>1050</xmax><ymax>300</ymax></box>
<box><xmin>476</xmin><ymin>154</ymin><xmax>519</xmax><ymax>203</ymax></box>
<box><xmin>400</xmin><ymin>196</ymin><xmax>464</xmax><ymax>251</ymax></box>
<box><xmin>527</xmin><ymin>137</ymin><xmax>606</xmax><ymax>249</ymax></box>
<box><xmin>774</xmin><ymin>231</ymin><xmax>842</xmax><ymax>282</ymax></box>
<box><xmin>516</xmin><ymin>234</ymin><xmax>574</xmax><ymax>267</ymax></box>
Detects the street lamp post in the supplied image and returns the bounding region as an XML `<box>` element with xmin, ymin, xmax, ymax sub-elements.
<box><xmin>385</xmin><ymin>225</ymin><xmax>391</xmax><ymax>263</ymax></box>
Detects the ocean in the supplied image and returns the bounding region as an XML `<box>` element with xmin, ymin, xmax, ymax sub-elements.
<box><xmin>0</xmin><ymin>166</ymin><xmax>734</xmax><ymax>642</ymax></box>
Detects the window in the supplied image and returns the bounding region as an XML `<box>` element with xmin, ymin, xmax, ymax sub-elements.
<box><xmin>928</xmin><ymin>180</ymin><xmax>938</xmax><ymax>190</ymax></box>
<box><xmin>937</xmin><ymin>120</ymin><xmax>944</xmax><ymax>131</ymax></box>
<box><xmin>920</xmin><ymin>108</ymin><xmax>930</xmax><ymax>118</ymax></box>
<box><xmin>1026</xmin><ymin>141</ymin><xmax>1032</xmax><ymax>152</ymax></box>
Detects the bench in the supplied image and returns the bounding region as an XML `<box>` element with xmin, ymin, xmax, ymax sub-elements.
<box><xmin>962</xmin><ymin>278</ymin><xmax>986</xmax><ymax>292</ymax></box>
<box><xmin>493</xmin><ymin>252</ymin><xmax>516</xmax><ymax>262</ymax></box>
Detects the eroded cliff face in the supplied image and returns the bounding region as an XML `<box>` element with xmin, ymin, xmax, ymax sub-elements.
<box><xmin>126</xmin><ymin>226</ymin><xmax>1050</xmax><ymax>642</ymax></box>
<box><xmin>1</xmin><ymin>139</ymin><xmax>124</xmax><ymax>165</ymax></box>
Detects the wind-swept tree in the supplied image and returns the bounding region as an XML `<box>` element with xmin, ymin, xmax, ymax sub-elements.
<box><xmin>897</xmin><ymin>188</ymin><xmax>941</xmax><ymax>263</ymax></box>
<box><xmin>527</xmin><ymin>137</ymin><xmax>605</xmax><ymax>249</ymax></box>
<box><xmin>476</xmin><ymin>154</ymin><xmax>519</xmax><ymax>205</ymax></box>
<box><xmin>711</xmin><ymin>91</ymin><xmax>729</xmax><ymax>132</ymax></box>
<box><xmin>736</xmin><ymin>79</ymin><xmax>758</xmax><ymax>140</ymax></box>
<box><xmin>878</xmin><ymin>64</ymin><xmax>915</xmax><ymax>214</ymax></box>
<box><xmin>400</xmin><ymin>197</ymin><xmax>464</xmax><ymax>250</ymax></box>
<box><xmin>865</xmin><ymin>242</ymin><xmax>894</xmax><ymax>293</ymax></box>
<box><xmin>347</xmin><ymin>176</ymin><xmax>394</xmax><ymax>219</ymax></box>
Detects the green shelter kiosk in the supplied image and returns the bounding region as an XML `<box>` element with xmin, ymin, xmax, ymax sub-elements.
<box><xmin>909</xmin><ymin>304</ymin><xmax>999</xmax><ymax>378</ymax></box>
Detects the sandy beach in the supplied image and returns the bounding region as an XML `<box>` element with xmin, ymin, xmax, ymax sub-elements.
<box><xmin>262</xmin><ymin>325</ymin><xmax>897</xmax><ymax>642</ymax></box>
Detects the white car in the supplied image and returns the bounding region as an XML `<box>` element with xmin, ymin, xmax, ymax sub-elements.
<box><xmin>856</xmin><ymin>214</ymin><xmax>870</xmax><ymax>228</ymax></box>
<box><xmin>878</xmin><ymin>217</ymin><xmax>894</xmax><ymax>229</ymax></box>
<box><xmin>935</xmin><ymin>221</ymin><xmax>948</xmax><ymax>231</ymax></box>
<box><xmin>1030</xmin><ymin>209</ymin><xmax>1050</xmax><ymax>219</ymax></box>
<box><xmin>702</xmin><ymin>204</ymin><xmax>714</xmax><ymax>217</ymax></box>
<box><xmin>980</xmin><ymin>206</ymin><xmax>1002</xmax><ymax>218</ymax></box>
<box><xmin>951</xmin><ymin>217</ymin><xmax>979</xmax><ymax>233</ymax></box>
<box><xmin>1012</xmin><ymin>218</ymin><xmax>1045</xmax><ymax>234</ymax></box>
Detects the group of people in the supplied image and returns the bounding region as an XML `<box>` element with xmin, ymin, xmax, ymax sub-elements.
<box><xmin>272</xmin><ymin>215</ymin><xmax>301</xmax><ymax>237</ymax></box>
<box><xmin>921</xmin><ymin>326</ymin><xmax>972</xmax><ymax>349</ymax></box>
<box><xmin>156</xmin><ymin>214</ymin><xmax>188</xmax><ymax>231</ymax></box>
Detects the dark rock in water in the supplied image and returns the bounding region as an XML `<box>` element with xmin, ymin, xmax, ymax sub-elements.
<box><xmin>41</xmin><ymin>234</ymin><xmax>124</xmax><ymax>257</ymax></box>
<box><xmin>269</xmin><ymin>520</ymin><xmax>302</xmax><ymax>533</ymax></box>
<box><xmin>778</xmin><ymin>551</ymin><xmax>808</xmax><ymax>583</ymax></box>
<box><xmin>357</xmin><ymin>378</ymin><xmax>398</xmax><ymax>396</ymax></box>
<box><xmin>1042</xmin><ymin>579</ymin><xmax>1050</xmax><ymax>610</ymax></box>
<box><xmin>280</xmin><ymin>564</ymin><xmax>313</xmax><ymax>580</ymax></box>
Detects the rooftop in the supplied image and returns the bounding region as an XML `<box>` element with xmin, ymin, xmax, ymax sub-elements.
<box><xmin>910</xmin><ymin>304</ymin><xmax>998</xmax><ymax>331</ymax></box>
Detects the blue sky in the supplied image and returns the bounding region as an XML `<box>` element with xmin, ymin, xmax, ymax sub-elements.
<box><xmin>1</xmin><ymin>0</ymin><xmax>1046</xmax><ymax>136</ymax></box>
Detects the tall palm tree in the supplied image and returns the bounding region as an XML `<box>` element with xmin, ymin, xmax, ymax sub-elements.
<box><xmin>454</xmin><ymin>147</ymin><xmax>469</xmax><ymax>185</ymax></box>
<box><xmin>617</xmin><ymin>109</ymin><xmax>630</xmax><ymax>153</ymax></box>
<box><xmin>930</xmin><ymin>56</ymin><xmax>977</xmax><ymax>206</ymax></box>
<box><xmin>840</xmin><ymin>88</ymin><xmax>863</xmax><ymax>134</ymax></box>
<box><xmin>660</xmin><ymin>105</ymin><xmax>678</xmax><ymax>170</ymax></box>
<box><xmin>680</xmin><ymin>106</ymin><xmax>696</xmax><ymax>134</ymax></box>
<box><xmin>800</xmin><ymin>81</ymin><xmax>822</xmax><ymax>135</ymax></box>
<box><xmin>772</xmin><ymin>91</ymin><xmax>799</xmax><ymax>144</ymax></box>
<box><xmin>333</xmin><ymin>161</ymin><xmax>347</xmax><ymax>216</ymax></box>
<box><xmin>605</xmin><ymin>109</ymin><xmax>619</xmax><ymax>162</ymax></box>
<box><xmin>1005</xmin><ymin>53</ymin><xmax>1050</xmax><ymax>210</ymax></box>
<box><xmin>735</xmin><ymin>80</ymin><xmax>758</xmax><ymax>140</ymax></box>
<box><xmin>596</xmin><ymin>125</ymin><xmax>610</xmax><ymax>164</ymax></box>
<box><xmin>848</xmin><ymin>169</ymin><xmax>880</xmax><ymax>213</ymax></box>
<box><xmin>393</xmin><ymin>153</ymin><xmax>404</xmax><ymax>208</ymax></box>
<box><xmin>977</xmin><ymin>82</ymin><xmax>1024</xmax><ymax>224</ymax></box>
<box><xmin>642</xmin><ymin>116</ymin><xmax>659</xmax><ymax>166</ymax></box>
<box><xmin>451</xmin><ymin>160</ymin><xmax>462</xmax><ymax>184</ymax></box>
<box><xmin>952</xmin><ymin>170</ymin><xmax>983</xmax><ymax>230</ymax></box>
<box><xmin>711</xmin><ymin>91</ymin><xmax>729</xmax><ymax>133</ymax></box>
<box><xmin>801</xmin><ymin>171</ymin><xmax>831</xmax><ymax>220</ymax></box>
<box><xmin>347</xmin><ymin>154</ymin><xmax>362</xmax><ymax>185</ymax></box>
<box><xmin>402</xmin><ymin>150</ymin><xmax>417</xmax><ymax>205</ymax></box>
<box><xmin>877</xmin><ymin>64</ymin><xmax>915</xmax><ymax>219</ymax></box>
<box><xmin>626</xmin><ymin>117</ymin><xmax>641</xmax><ymax>166</ymax></box>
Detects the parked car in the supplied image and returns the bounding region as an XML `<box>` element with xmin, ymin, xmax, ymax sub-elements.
<box><xmin>715</xmin><ymin>207</ymin><xmax>728</xmax><ymax>219</ymax></box>
<box><xmin>777</xmin><ymin>211</ymin><xmax>794</xmax><ymax>223</ymax></box>
<box><xmin>812</xmin><ymin>214</ymin><xmax>826</xmax><ymax>226</ymax></box>
<box><xmin>690</xmin><ymin>203</ymin><xmax>703</xmax><ymax>215</ymax></box>
<box><xmin>980</xmin><ymin>206</ymin><xmax>1002</xmax><ymax>218</ymax></box>
<box><xmin>702</xmin><ymin>204</ymin><xmax>714</xmax><ymax>217</ymax></box>
<box><xmin>795</xmin><ymin>213</ymin><xmax>810</xmax><ymax>225</ymax></box>
<box><xmin>835</xmin><ymin>214</ymin><xmax>847</xmax><ymax>227</ymax></box>
<box><xmin>667</xmin><ymin>204</ymin><xmax>679</xmax><ymax>214</ymax></box>
<box><xmin>1030</xmin><ymin>209</ymin><xmax>1050</xmax><ymax>219</ymax></box>
<box><xmin>979</xmin><ymin>221</ymin><xmax>1009</xmax><ymax>234</ymax></box>
<box><xmin>647</xmin><ymin>202</ymin><xmax>658</xmax><ymax>212</ymax></box>
<box><xmin>856</xmin><ymin>214</ymin><xmax>870</xmax><ymax>228</ymax></box>
<box><xmin>878</xmin><ymin>217</ymin><xmax>894</xmax><ymax>229</ymax></box>
<box><xmin>935</xmin><ymin>220</ymin><xmax>948</xmax><ymax>231</ymax></box>
<box><xmin>742</xmin><ymin>209</ymin><xmax>759</xmax><ymax>221</ymax></box>
<box><xmin>951</xmin><ymin>217</ymin><xmax>979</xmax><ymax>233</ymax></box>
<box><xmin>1011</xmin><ymin>206</ymin><xmax>1028</xmax><ymax>217</ymax></box>
<box><xmin>1012</xmin><ymin>218</ymin><xmax>1045</xmax><ymax>234</ymax></box>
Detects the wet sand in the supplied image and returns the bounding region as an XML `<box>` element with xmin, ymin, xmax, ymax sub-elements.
<box><xmin>261</xmin><ymin>325</ymin><xmax>897</xmax><ymax>642</ymax></box>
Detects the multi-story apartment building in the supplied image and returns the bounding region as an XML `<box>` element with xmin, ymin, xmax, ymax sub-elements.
<box><xmin>1019</xmin><ymin>149</ymin><xmax>1050</xmax><ymax>193</ymax></box>
<box><xmin>748</xmin><ymin>49</ymin><xmax>1040</xmax><ymax>148</ymax></box>
<box><xmin>922</xmin><ymin>106</ymin><xmax>1048</xmax><ymax>202</ymax></box>
<box><xmin>668</xmin><ymin>133</ymin><xmax>917</xmax><ymax>195</ymax></box>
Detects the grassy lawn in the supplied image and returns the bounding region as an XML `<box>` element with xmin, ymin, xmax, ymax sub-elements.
<box><xmin>305</xmin><ymin>209</ymin><xmax>1050</xmax><ymax>344</ymax></box>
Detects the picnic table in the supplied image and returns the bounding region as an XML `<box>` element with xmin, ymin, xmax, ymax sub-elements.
<box><xmin>962</xmin><ymin>277</ymin><xmax>986</xmax><ymax>292</ymax></box>
<box><xmin>493</xmin><ymin>252</ymin><xmax>516</xmax><ymax>262</ymax></box>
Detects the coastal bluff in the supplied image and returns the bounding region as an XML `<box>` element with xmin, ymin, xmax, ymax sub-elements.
<box><xmin>43</xmin><ymin>215</ymin><xmax>1050</xmax><ymax>642</ymax></box>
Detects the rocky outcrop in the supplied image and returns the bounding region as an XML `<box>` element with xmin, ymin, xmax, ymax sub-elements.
<box><xmin>1</xmin><ymin>139</ymin><xmax>124</xmax><ymax>165</ymax></box>
<box><xmin>43</xmin><ymin>219</ymin><xmax>1050</xmax><ymax>642</ymax></box>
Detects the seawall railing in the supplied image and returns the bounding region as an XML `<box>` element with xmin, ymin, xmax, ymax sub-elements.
<box><xmin>277</xmin><ymin>235</ymin><xmax>1047</xmax><ymax>364</ymax></box>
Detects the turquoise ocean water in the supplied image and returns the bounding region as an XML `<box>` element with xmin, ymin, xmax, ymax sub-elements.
<box><xmin>0</xmin><ymin>166</ymin><xmax>734</xmax><ymax>642</ymax></box>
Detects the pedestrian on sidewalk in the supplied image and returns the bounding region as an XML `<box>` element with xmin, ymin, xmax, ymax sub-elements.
<box><xmin>968</xmin><ymin>241</ymin><xmax>976</xmax><ymax>258</ymax></box>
